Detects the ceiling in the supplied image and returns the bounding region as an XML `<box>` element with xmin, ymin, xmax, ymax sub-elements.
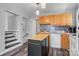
<box><xmin>21</xmin><ymin>3</ymin><xmax>78</xmax><ymax>17</ymax></box>
<box><xmin>39</xmin><ymin>3</ymin><xmax>78</xmax><ymax>16</ymax></box>
<box><xmin>1</xmin><ymin>3</ymin><xmax>78</xmax><ymax>18</ymax></box>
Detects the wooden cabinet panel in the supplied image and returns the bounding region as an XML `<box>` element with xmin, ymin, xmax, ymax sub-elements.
<box><xmin>61</xmin><ymin>14</ymin><xmax>65</xmax><ymax>26</ymax></box>
<box><xmin>50</xmin><ymin>15</ymin><xmax>55</xmax><ymax>26</ymax></box>
<box><xmin>39</xmin><ymin>13</ymin><xmax>72</xmax><ymax>26</ymax></box>
<box><xmin>50</xmin><ymin>15</ymin><xmax>61</xmax><ymax>26</ymax></box>
<box><xmin>59</xmin><ymin>15</ymin><xmax>62</xmax><ymax>26</ymax></box>
<box><xmin>53</xmin><ymin>15</ymin><xmax>56</xmax><ymax>26</ymax></box>
<box><xmin>39</xmin><ymin>16</ymin><xmax>50</xmax><ymax>25</ymax></box>
<box><xmin>61</xmin><ymin>33</ymin><xmax>69</xmax><ymax>49</ymax></box>
<box><xmin>66</xmin><ymin>13</ymin><xmax>72</xmax><ymax>26</ymax></box>
<box><xmin>50</xmin><ymin>13</ymin><xmax>72</xmax><ymax>26</ymax></box>
<box><xmin>56</xmin><ymin>15</ymin><xmax>58</xmax><ymax>26</ymax></box>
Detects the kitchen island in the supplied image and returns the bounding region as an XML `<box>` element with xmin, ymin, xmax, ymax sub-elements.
<box><xmin>28</xmin><ymin>32</ymin><xmax>50</xmax><ymax>56</ymax></box>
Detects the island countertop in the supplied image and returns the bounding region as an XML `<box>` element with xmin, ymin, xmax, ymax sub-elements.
<box><xmin>29</xmin><ymin>32</ymin><xmax>50</xmax><ymax>41</ymax></box>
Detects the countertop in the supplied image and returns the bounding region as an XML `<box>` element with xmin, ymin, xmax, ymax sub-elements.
<box><xmin>29</xmin><ymin>32</ymin><xmax>50</xmax><ymax>41</ymax></box>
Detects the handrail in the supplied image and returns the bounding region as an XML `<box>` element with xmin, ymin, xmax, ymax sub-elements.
<box><xmin>23</xmin><ymin>33</ymin><xmax>29</xmax><ymax>38</ymax></box>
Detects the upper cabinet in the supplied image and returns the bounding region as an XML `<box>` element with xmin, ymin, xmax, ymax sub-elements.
<box><xmin>65</xmin><ymin>13</ymin><xmax>72</xmax><ymax>26</ymax></box>
<box><xmin>50</xmin><ymin>13</ymin><xmax>73</xmax><ymax>26</ymax></box>
<box><xmin>39</xmin><ymin>13</ymin><xmax>72</xmax><ymax>26</ymax></box>
<box><xmin>39</xmin><ymin>16</ymin><xmax>50</xmax><ymax>25</ymax></box>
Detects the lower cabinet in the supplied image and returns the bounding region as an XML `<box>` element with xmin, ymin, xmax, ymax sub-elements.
<box><xmin>61</xmin><ymin>33</ymin><xmax>69</xmax><ymax>49</ymax></box>
<box><xmin>50</xmin><ymin>33</ymin><xmax>61</xmax><ymax>48</ymax></box>
<box><xmin>28</xmin><ymin>39</ymin><xmax>49</xmax><ymax>56</ymax></box>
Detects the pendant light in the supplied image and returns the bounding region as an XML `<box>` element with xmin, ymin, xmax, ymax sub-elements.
<box><xmin>36</xmin><ymin>10</ymin><xmax>40</xmax><ymax>15</ymax></box>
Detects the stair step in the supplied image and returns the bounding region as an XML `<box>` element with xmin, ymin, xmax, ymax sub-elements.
<box><xmin>5</xmin><ymin>39</ymin><xmax>17</xmax><ymax>43</ymax></box>
<box><xmin>5</xmin><ymin>36</ymin><xmax>15</xmax><ymax>39</ymax></box>
<box><xmin>5</xmin><ymin>38</ymin><xmax>16</xmax><ymax>41</ymax></box>
<box><xmin>6</xmin><ymin>41</ymin><xmax>19</xmax><ymax>47</ymax></box>
<box><xmin>5</xmin><ymin>34</ymin><xmax>14</xmax><ymax>37</ymax></box>
<box><xmin>5</xmin><ymin>33</ymin><xmax>13</xmax><ymax>35</ymax></box>
<box><xmin>5</xmin><ymin>43</ymin><xmax>20</xmax><ymax>49</ymax></box>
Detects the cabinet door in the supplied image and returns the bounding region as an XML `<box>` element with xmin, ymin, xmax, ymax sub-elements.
<box><xmin>39</xmin><ymin>16</ymin><xmax>50</xmax><ymax>24</ymax></box>
<box><xmin>56</xmin><ymin>15</ymin><xmax>59</xmax><ymax>26</ymax></box>
<box><xmin>54</xmin><ymin>15</ymin><xmax>58</xmax><ymax>26</ymax></box>
<box><xmin>28</xmin><ymin>43</ymin><xmax>41</xmax><ymax>56</ymax></box>
<box><xmin>58</xmin><ymin>15</ymin><xmax>62</xmax><ymax>26</ymax></box>
<box><xmin>49</xmin><ymin>15</ymin><xmax>53</xmax><ymax>25</ymax></box>
<box><xmin>39</xmin><ymin>16</ymin><xmax>44</xmax><ymax>24</ymax></box>
<box><xmin>61</xmin><ymin>33</ymin><xmax>69</xmax><ymax>49</ymax></box>
<box><xmin>50</xmin><ymin>15</ymin><xmax>56</xmax><ymax>26</ymax></box>
<box><xmin>66</xmin><ymin>13</ymin><xmax>72</xmax><ymax>26</ymax></box>
<box><xmin>28</xmin><ymin>40</ymin><xmax>42</xmax><ymax>56</ymax></box>
<box><xmin>61</xmin><ymin>14</ymin><xmax>66</xmax><ymax>26</ymax></box>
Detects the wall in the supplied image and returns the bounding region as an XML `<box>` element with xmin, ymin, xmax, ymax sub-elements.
<box><xmin>36</xmin><ymin>19</ymin><xmax>40</xmax><ymax>33</ymax></box>
<box><xmin>22</xmin><ymin>17</ymin><xmax>39</xmax><ymax>43</ymax></box>
<box><xmin>29</xmin><ymin>18</ymin><xmax>37</xmax><ymax>36</ymax></box>
<box><xmin>0</xmin><ymin>8</ymin><xmax>5</xmax><ymax>52</ymax></box>
<box><xmin>40</xmin><ymin>25</ymin><xmax>68</xmax><ymax>32</ymax></box>
<box><xmin>0</xmin><ymin>4</ymin><xmax>36</xmax><ymax>52</ymax></box>
<box><xmin>7</xmin><ymin>12</ymin><xmax>17</xmax><ymax>31</ymax></box>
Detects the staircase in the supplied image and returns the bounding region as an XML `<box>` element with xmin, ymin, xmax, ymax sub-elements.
<box><xmin>5</xmin><ymin>31</ymin><xmax>20</xmax><ymax>49</ymax></box>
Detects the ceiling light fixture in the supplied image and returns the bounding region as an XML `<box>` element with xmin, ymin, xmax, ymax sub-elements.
<box><xmin>36</xmin><ymin>10</ymin><xmax>40</xmax><ymax>15</ymax></box>
<box><xmin>31</xmin><ymin>3</ymin><xmax>46</xmax><ymax>9</ymax></box>
<box><xmin>31</xmin><ymin>3</ymin><xmax>40</xmax><ymax>7</ymax></box>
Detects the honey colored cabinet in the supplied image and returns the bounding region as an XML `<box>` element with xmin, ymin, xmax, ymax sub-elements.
<box><xmin>50</xmin><ymin>15</ymin><xmax>56</xmax><ymax>26</ymax></box>
<box><xmin>51</xmin><ymin>13</ymin><xmax>72</xmax><ymax>26</ymax></box>
<box><xmin>58</xmin><ymin>14</ymin><xmax>62</xmax><ymax>26</ymax></box>
<box><xmin>39</xmin><ymin>13</ymin><xmax>72</xmax><ymax>26</ymax></box>
<box><xmin>39</xmin><ymin>16</ymin><xmax>50</xmax><ymax>25</ymax></box>
<box><xmin>61</xmin><ymin>14</ymin><xmax>66</xmax><ymax>26</ymax></box>
<box><xmin>61</xmin><ymin>33</ymin><xmax>69</xmax><ymax>49</ymax></box>
<box><xmin>65</xmin><ymin>13</ymin><xmax>72</xmax><ymax>26</ymax></box>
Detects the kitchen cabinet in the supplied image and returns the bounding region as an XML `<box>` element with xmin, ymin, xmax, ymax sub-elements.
<box><xmin>61</xmin><ymin>33</ymin><xmax>70</xmax><ymax>49</ymax></box>
<box><xmin>66</xmin><ymin>13</ymin><xmax>72</xmax><ymax>26</ymax></box>
<box><xmin>60</xmin><ymin>14</ymin><xmax>65</xmax><ymax>26</ymax></box>
<box><xmin>50</xmin><ymin>32</ymin><xmax>69</xmax><ymax>49</ymax></box>
<box><xmin>28</xmin><ymin>32</ymin><xmax>50</xmax><ymax>56</ymax></box>
<box><xmin>58</xmin><ymin>14</ymin><xmax>62</xmax><ymax>26</ymax></box>
<box><xmin>39</xmin><ymin>16</ymin><xmax>50</xmax><ymax>25</ymax></box>
<box><xmin>50</xmin><ymin>15</ymin><xmax>55</xmax><ymax>26</ymax></box>
<box><xmin>50</xmin><ymin>13</ymin><xmax>72</xmax><ymax>26</ymax></box>
<box><xmin>28</xmin><ymin>39</ymin><xmax>48</xmax><ymax>56</ymax></box>
<box><xmin>39</xmin><ymin>13</ymin><xmax>72</xmax><ymax>26</ymax></box>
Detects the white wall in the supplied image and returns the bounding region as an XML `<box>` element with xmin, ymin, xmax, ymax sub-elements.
<box><xmin>0</xmin><ymin>9</ymin><xmax>5</xmax><ymax>52</ymax></box>
<box><xmin>0</xmin><ymin>4</ymin><xmax>36</xmax><ymax>52</ymax></box>
<box><xmin>29</xmin><ymin>18</ymin><xmax>37</xmax><ymax>36</ymax></box>
<box><xmin>22</xmin><ymin>17</ymin><xmax>39</xmax><ymax>43</ymax></box>
<box><xmin>36</xmin><ymin>19</ymin><xmax>40</xmax><ymax>33</ymax></box>
<box><xmin>6</xmin><ymin>12</ymin><xmax>18</xmax><ymax>31</ymax></box>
